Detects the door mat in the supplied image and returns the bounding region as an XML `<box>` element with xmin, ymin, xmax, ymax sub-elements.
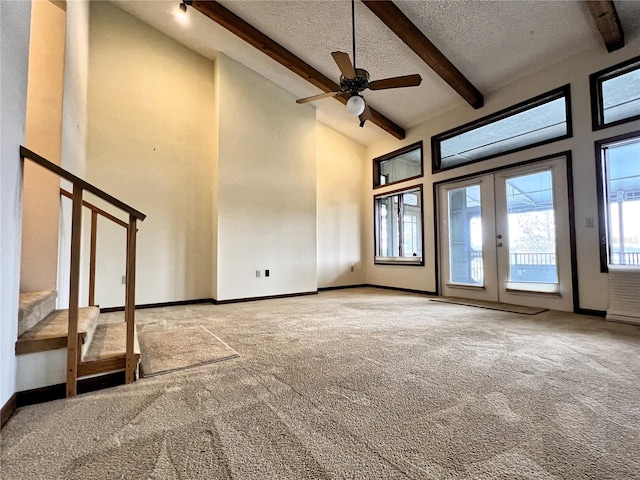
<box><xmin>139</xmin><ymin>326</ymin><xmax>239</xmax><ymax>377</ymax></box>
<box><xmin>429</xmin><ymin>297</ymin><xmax>548</xmax><ymax>315</ymax></box>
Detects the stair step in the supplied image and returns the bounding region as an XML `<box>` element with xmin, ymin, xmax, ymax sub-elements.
<box><xmin>18</xmin><ymin>290</ymin><xmax>57</xmax><ymax>337</ymax></box>
<box><xmin>15</xmin><ymin>307</ymin><xmax>100</xmax><ymax>357</ymax></box>
<box><xmin>79</xmin><ymin>323</ymin><xmax>140</xmax><ymax>377</ymax></box>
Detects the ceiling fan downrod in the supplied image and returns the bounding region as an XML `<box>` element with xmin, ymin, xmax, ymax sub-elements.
<box><xmin>352</xmin><ymin>0</ymin><xmax>356</xmax><ymax>70</ymax></box>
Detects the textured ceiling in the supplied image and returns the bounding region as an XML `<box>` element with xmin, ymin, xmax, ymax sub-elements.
<box><xmin>112</xmin><ymin>0</ymin><xmax>640</xmax><ymax>147</ymax></box>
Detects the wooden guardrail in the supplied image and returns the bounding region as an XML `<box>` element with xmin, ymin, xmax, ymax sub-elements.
<box><xmin>20</xmin><ymin>146</ymin><xmax>146</xmax><ymax>397</ymax></box>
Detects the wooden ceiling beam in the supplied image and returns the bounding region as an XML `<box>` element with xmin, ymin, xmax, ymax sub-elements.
<box><xmin>586</xmin><ymin>0</ymin><xmax>625</xmax><ymax>53</ymax></box>
<box><xmin>362</xmin><ymin>0</ymin><xmax>483</xmax><ymax>109</ymax></box>
<box><xmin>192</xmin><ymin>1</ymin><xmax>405</xmax><ymax>140</ymax></box>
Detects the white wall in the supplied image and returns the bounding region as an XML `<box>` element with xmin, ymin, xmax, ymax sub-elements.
<box><xmin>215</xmin><ymin>55</ymin><xmax>317</xmax><ymax>301</ymax></box>
<box><xmin>20</xmin><ymin>0</ymin><xmax>66</xmax><ymax>294</ymax></box>
<box><xmin>210</xmin><ymin>58</ymin><xmax>221</xmax><ymax>300</ymax></box>
<box><xmin>87</xmin><ymin>6</ymin><xmax>318</xmax><ymax>306</ymax></box>
<box><xmin>365</xmin><ymin>39</ymin><xmax>640</xmax><ymax>311</ymax></box>
<box><xmin>87</xmin><ymin>2</ymin><xmax>215</xmax><ymax>307</ymax></box>
<box><xmin>316</xmin><ymin>122</ymin><xmax>367</xmax><ymax>288</ymax></box>
<box><xmin>0</xmin><ymin>0</ymin><xmax>31</xmax><ymax>409</ymax></box>
<box><xmin>58</xmin><ymin>0</ymin><xmax>90</xmax><ymax>308</ymax></box>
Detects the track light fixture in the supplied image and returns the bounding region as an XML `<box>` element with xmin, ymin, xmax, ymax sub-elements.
<box><xmin>179</xmin><ymin>0</ymin><xmax>193</xmax><ymax>13</ymax></box>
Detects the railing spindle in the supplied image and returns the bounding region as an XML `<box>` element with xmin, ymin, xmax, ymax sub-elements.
<box><xmin>89</xmin><ymin>210</ymin><xmax>98</xmax><ymax>306</ymax></box>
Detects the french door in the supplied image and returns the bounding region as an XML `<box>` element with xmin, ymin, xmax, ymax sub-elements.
<box><xmin>438</xmin><ymin>156</ymin><xmax>574</xmax><ymax>311</ymax></box>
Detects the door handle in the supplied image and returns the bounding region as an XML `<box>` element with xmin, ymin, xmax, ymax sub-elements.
<box><xmin>497</xmin><ymin>234</ymin><xmax>502</xmax><ymax>239</ymax></box>
<box><xmin>497</xmin><ymin>242</ymin><xmax>503</xmax><ymax>247</ymax></box>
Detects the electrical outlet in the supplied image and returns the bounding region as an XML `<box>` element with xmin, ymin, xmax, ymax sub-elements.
<box><xmin>265</xmin><ymin>269</ymin><xmax>270</xmax><ymax>277</ymax></box>
<box><xmin>121</xmin><ymin>275</ymin><xmax>126</xmax><ymax>284</ymax></box>
<box><xmin>256</xmin><ymin>270</ymin><xmax>261</xmax><ymax>278</ymax></box>
<box><xmin>585</xmin><ymin>217</ymin><xmax>595</xmax><ymax>228</ymax></box>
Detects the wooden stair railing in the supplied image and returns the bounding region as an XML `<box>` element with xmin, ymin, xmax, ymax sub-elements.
<box><xmin>59</xmin><ymin>188</ymin><xmax>130</xmax><ymax>307</ymax></box>
<box><xmin>20</xmin><ymin>146</ymin><xmax>146</xmax><ymax>397</ymax></box>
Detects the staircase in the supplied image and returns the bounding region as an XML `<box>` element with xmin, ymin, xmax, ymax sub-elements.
<box><xmin>15</xmin><ymin>290</ymin><xmax>140</xmax><ymax>395</ymax></box>
<box><xmin>18</xmin><ymin>146</ymin><xmax>146</xmax><ymax>399</ymax></box>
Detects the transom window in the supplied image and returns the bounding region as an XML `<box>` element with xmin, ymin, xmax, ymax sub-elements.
<box><xmin>373</xmin><ymin>142</ymin><xmax>423</xmax><ymax>188</ymax></box>
<box><xmin>374</xmin><ymin>186</ymin><xmax>423</xmax><ymax>265</ymax></box>
<box><xmin>432</xmin><ymin>86</ymin><xmax>571</xmax><ymax>173</ymax></box>
<box><xmin>590</xmin><ymin>56</ymin><xmax>640</xmax><ymax>130</ymax></box>
<box><xmin>595</xmin><ymin>132</ymin><xmax>640</xmax><ymax>271</ymax></box>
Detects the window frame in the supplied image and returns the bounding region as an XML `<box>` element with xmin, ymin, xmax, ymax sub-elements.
<box><xmin>594</xmin><ymin>130</ymin><xmax>640</xmax><ymax>273</ymax></box>
<box><xmin>431</xmin><ymin>85</ymin><xmax>572</xmax><ymax>174</ymax></box>
<box><xmin>373</xmin><ymin>141</ymin><xmax>423</xmax><ymax>189</ymax></box>
<box><xmin>373</xmin><ymin>185</ymin><xmax>425</xmax><ymax>266</ymax></box>
<box><xmin>590</xmin><ymin>55</ymin><xmax>640</xmax><ymax>131</ymax></box>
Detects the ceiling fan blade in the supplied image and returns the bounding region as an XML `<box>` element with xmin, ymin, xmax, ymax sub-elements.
<box><xmin>368</xmin><ymin>74</ymin><xmax>422</xmax><ymax>91</ymax></box>
<box><xmin>359</xmin><ymin>103</ymin><xmax>371</xmax><ymax>127</ymax></box>
<box><xmin>296</xmin><ymin>91</ymin><xmax>341</xmax><ymax>104</ymax></box>
<box><xmin>331</xmin><ymin>51</ymin><xmax>357</xmax><ymax>80</ymax></box>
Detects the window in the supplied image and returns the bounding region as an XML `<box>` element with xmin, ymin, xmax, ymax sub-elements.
<box><xmin>595</xmin><ymin>132</ymin><xmax>640</xmax><ymax>271</ymax></box>
<box><xmin>432</xmin><ymin>86</ymin><xmax>571</xmax><ymax>173</ymax></box>
<box><xmin>373</xmin><ymin>142</ymin><xmax>423</xmax><ymax>188</ymax></box>
<box><xmin>374</xmin><ymin>186</ymin><xmax>423</xmax><ymax>265</ymax></box>
<box><xmin>590</xmin><ymin>56</ymin><xmax>640</xmax><ymax>130</ymax></box>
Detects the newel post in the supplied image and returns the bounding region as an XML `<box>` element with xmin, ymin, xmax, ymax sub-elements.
<box><xmin>124</xmin><ymin>215</ymin><xmax>138</xmax><ymax>383</ymax></box>
<box><xmin>67</xmin><ymin>184</ymin><xmax>83</xmax><ymax>397</ymax></box>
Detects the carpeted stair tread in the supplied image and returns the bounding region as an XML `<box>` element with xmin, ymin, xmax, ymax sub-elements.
<box><xmin>15</xmin><ymin>307</ymin><xmax>100</xmax><ymax>355</ymax></box>
<box><xmin>18</xmin><ymin>290</ymin><xmax>57</xmax><ymax>337</ymax></box>
<box><xmin>81</xmin><ymin>322</ymin><xmax>140</xmax><ymax>363</ymax></box>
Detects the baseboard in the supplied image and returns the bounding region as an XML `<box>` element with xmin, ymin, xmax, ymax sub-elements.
<box><xmin>319</xmin><ymin>284</ymin><xmax>437</xmax><ymax>296</ymax></box>
<box><xmin>317</xmin><ymin>284</ymin><xmax>369</xmax><ymax>291</ymax></box>
<box><xmin>1</xmin><ymin>393</ymin><xmax>17</xmax><ymax>429</ymax></box>
<box><xmin>368</xmin><ymin>284</ymin><xmax>438</xmax><ymax>296</ymax></box>
<box><xmin>575</xmin><ymin>308</ymin><xmax>607</xmax><ymax>317</ymax></box>
<box><xmin>100</xmin><ymin>298</ymin><xmax>215</xmax><ymax>313</ymax></box>
<box><xmin>100</xmin><ymin>286</ymin><xmax>435</xmax><ymax>311</ymax></box>
<box><xmin>14</xmin><ymin>371</ymin><xmax>127</xmax><ymax>409</ymax></box>
<box><xmin>214</xmin><ymin>290</ymin><xmax>317</xmax><ymax>305</ymax></box>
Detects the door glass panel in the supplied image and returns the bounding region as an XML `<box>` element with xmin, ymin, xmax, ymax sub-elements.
<box><xmin>505</xmin><ymin>171</ymin><xmax>558</xmax><ymax>290</ymax></box>
<box><xmin>603</xmin><ymin>138</ymin><xmax>640</xmax><ymax>266</ymax></box>
<box><xmin>448</xmin><ymin>185</ymin><xmax>483</xmax><ymax>285</ymax></box>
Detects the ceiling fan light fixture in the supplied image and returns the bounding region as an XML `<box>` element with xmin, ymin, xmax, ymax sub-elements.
<box><xmin>346</xmin><ymin>94</ymin><xmax>365</xmax><ymax>116</ymax></box>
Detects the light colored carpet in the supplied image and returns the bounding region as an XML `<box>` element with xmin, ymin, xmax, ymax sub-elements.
<box><xmin>2</xmin><ymin>287</ymin><xmax>639</xmax><ymax>479</ymax></box>
<box><xmin>430</xmin><ymin>296</ymin><xmax>548</xmax><ymax>314</ymax></box>
<box><xmin>82</xmin><ymin>323</ymin><xmax>140</xmax><ymax>363</ymax></box>
<box><xmin>139</xmin><ymin>326</ymin><xmax>239</xmax><ymax>377</ymax></box>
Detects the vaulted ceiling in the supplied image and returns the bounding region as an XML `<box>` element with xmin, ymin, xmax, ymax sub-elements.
<box><xmin>113</xmin><ymin>0</ymin><xmax>640</xmax><ymax>146</ymax></box>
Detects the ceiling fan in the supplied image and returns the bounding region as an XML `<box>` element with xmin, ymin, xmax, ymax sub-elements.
<box><xmin>296</xmin><ymin>0</ymin><xmax>422</xmax><ymax>127</ymax></box>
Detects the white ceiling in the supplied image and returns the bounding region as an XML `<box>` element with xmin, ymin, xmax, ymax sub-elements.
<box><xmin>112</xmin><ymin>0</ymin><xmax>640</xmax><ymax>147</ymax></box>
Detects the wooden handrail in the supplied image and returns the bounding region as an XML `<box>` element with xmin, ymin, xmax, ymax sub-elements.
<box><xmin>21</xmin><ymin>146</ymin><xmax>145</xmax><ymax>397</ymax></box>
<box><xmin>21</xmin><ymin>146</ymin><xmax>146</xmax><ymax>221</ymax></box>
